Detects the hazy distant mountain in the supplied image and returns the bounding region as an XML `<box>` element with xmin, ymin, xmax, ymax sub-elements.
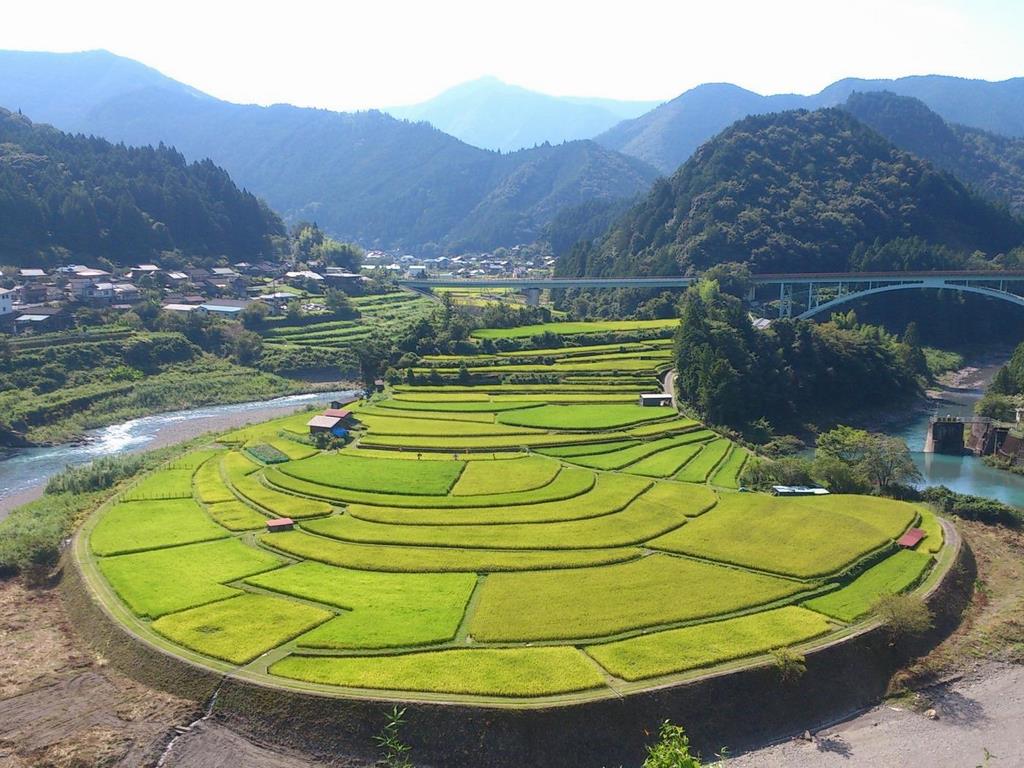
<box><xmin>565</xmin><ymin>108</ymin><xmax>1024</xmax><ymax>278</ymax></box>
<box><xmin>598</xmin><ymin>75</ymin><xmax>1024</xmax><ymax>173</ymax></box>
<box><xmin>0</xmin><ymin>49</ymin><xmax>208</xmax><ymax>132</ymax></box>
<box><xmin>0</xmin><ymin>51</ymin><xmax>657</xmax><ymax>252</ymax></box>
<box><xmin>386</xmin><ymin>76</ymin><xmax>660</xmax><ymax>152</ymax></box>
<box><xmin>841</xmin><ymin>91</ymin><xmax>1024</xmax><ymax>215</ymax></box>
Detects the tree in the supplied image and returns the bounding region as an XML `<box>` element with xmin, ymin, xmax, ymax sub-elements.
<box><xmin>816</xmin><ymin>426</ymin><xmax>920</xmax><ymax>491</ymax></box>
<box><xmin>319</xmin><ymin>239</ymin><xmax>364</xmax><ymax>271</ymax></box>
<box><xmin>286</xmin><ymin>299</ymin><xmax>303</xmax><ymax>322</ymax></box>
<box><xmin>975</xmin><ymin>392</ymin><xmax>1017</xmax><ymax>421</ymax></box>
<box><xmin>899</xmin><ymin>322</ymin><xmax>929</xmax><ymax>378</ymax></box>
<box><xmin>240</xmin><ymin>301</ymin><xmax>269</xmax><ymax>330</ymax></box>
<box><xmin>233</xmin><ymin>331</ymin><xmax>263</xmax><ymax>366</ymax></box>
<box><xmin>810</xmin><ymin>454</ymin><xmax>871</xmax><ymax>493</ymax></box>
<box><xmin>861</xmin><ymin>435</ymin><xmax>921</xmax><ymax>489</ymax></box>
<box><xmin>990</xmin><ymin>365</ymin><xmax>1015</xmax><ymax>395</ymax></box>
<box><xmin>816</xmin><ymin>425</ymin><xmax>872</xmax><ymax>465</ymax></box>
<box><xmin>325</xmin><ymin>288</ymin><xmax>358</xmax><ymax>319</ymax></box>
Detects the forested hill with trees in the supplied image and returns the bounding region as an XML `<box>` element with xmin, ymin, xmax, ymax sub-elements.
<box><xmin>0</xmin><ymin>50</ymin><xmax>657</xmax><ymax>254</ymax></box>
<box><xmin>0</xmin><ymin>108</ymin><xmax>284</xmax><ymax>265</ymax></box>
<box><xmin>559</xmin><ymin>108</ymin><xmax>1024</xmax><ymax>279</ymax></box>
<box><xmin>673</xmin><ymin>280</ymin><xmax>920</xmax><ymax>435</ymax></box>
<box><xmin>841</xmin><ymin>91</ymin><xmax>1024</xmax><ymax>216</ymax></box>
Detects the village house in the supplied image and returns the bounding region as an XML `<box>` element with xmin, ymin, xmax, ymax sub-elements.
<box><xmin>14</xmin><ymin>305</ymin><xmax>69</xmax><ymax>333</ymax></box>
<box><xmin>127</xmin><ymin>264</ymin><xmax>161</xmax><ymax>280</ymax></box>
<box><xmin>0</xmin><ymin>287</ymin><xmax>13</xmax><ymax>317</ymax></box>
<box><xmin>197</xmin><ymin>298</ymin><xmax>252</xmax><ymax>317</ymax></box>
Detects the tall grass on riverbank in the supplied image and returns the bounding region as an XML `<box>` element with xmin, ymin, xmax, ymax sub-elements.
<box><xmin>0</xmin><ymin>445</ymin><xmax>194</xmax><ymax>579</ymax></box>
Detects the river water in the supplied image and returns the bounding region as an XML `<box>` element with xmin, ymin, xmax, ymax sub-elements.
<box><xmin>891</xmin><ymin>360</ymin><xmax>1024</xmax><ymax>507</ymax></box>
<box><xmin>0</xmin><ymin>389</ymin><xmax>357</xmax><ymax>518</ymax></box>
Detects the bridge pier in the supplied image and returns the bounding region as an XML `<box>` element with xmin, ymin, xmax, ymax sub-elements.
<box><xmin>524</xmin><ymin>288</ymin><xmax>541</xmax><ymax>307</ymax></box>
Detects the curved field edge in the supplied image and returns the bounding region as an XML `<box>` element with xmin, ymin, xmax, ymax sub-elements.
<box><xmin>67</xmin><ymin>478</ymin><xmax>968</xmax><ymax>706</ymax></box>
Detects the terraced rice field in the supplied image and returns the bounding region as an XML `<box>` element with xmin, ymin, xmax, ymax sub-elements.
<box><xmin>82</xmin><ymin>318</ymin><xmax>944</xmax><ymax>702</ymax></box>
<box><xmin>259</xmin><ymin>292</ymin><xmax>435</xmax><ymax>354</ymax></box>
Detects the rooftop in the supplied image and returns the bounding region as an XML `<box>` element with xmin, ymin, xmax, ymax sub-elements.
<box><xmin>307</xmin><ymin>415</ymin><xmax>342</xmax><ymax>429</ymax></box>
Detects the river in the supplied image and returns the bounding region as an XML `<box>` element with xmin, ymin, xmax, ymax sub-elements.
<box><xmin>0</xmin><ymin>389</ymin><xmax>358</xmax><ymax>518</ymax></box>
<box><xmin>891</xmin><ymin>358</ymin><xmax>1024</xmax><ymax>507</ymax></box>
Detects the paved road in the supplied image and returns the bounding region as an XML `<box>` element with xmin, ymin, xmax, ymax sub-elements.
<box><xmin>726</xmin><ymin>664</ymin><xmax>1024</xmax><ymax>768</ymax></box>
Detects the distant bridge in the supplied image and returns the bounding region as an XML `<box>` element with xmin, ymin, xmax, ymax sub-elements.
<box><xmin>399</xmin><ymin>271</ymin><xmax>1024</xmax><ymax>317</ymax></box>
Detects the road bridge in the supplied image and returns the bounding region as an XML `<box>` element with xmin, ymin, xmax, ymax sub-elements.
<box><xmin>399</xmin><ymin>271</ymin><xmax>1024</xmax><ymax>316</ymax></box>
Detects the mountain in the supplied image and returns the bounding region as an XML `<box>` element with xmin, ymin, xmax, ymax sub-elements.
<box><xmin>0</xmin><ymin>49</ymin><xmax>209</xmax><ymax>132</ymax></box>
<box><xmin>0</xmin><ymin>51</ymin><xmax>657</xmax><ymax>253</ymax></box>
<box><xmin>561</xmin><ymin>108</ymin><xmax>1024</xmax><ymax>278</ymax></box>
<box><xmin>386</xmin><ymin>76</ymin><xmax>659</xmax><ymax>152</ymax></box>
<box><xmin>0</xmin><ymin>107</ymin><xmax>283</xmax><ymax>265</ymax></box>
<box><xmin>596</xmin><ymin>83</ymin><xmax>806</xmax><ymax>175</ymax></box>
<box><xmin>598</xmin><ymin>75</ymin><xmax>1024</xmax><ymax>174</ymax></box>
<box><xmin>841</xmin><ymin>91</ymin><xmax>1024</xmax><ymax>215</ymax></box>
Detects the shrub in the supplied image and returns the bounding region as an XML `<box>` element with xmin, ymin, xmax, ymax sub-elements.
<box><xmin>44</xmin><ymin>454</ymin><xmax>148</xmax><ymax>494</ymax></box>
<box><xmin>922</xmin><ymin>486</ymin><xmax>1022</xmax><ymax>527</ymax></box>
<box><xmin>375</xmin><ymin>706</ymin><xmax>413</xmax><ymax>768</ymax></box>
<box><xmin>0</xmin><ymin>492</ymin><xmax>101</xmax><ymax>578</ymax></box>
<box><xmin>643</xmin><ymin>722</ymin><xmax>705</xmax><ymax>768</ymax></box>
<box><xmin>874</xmin><ymin>593</ymin><xmax>933</xmax><ymax>640</ymax></box>
<box><xmin>770</xmin><ymin>647</ymin><xmax>806</xmax><ymax>683</ymax></box>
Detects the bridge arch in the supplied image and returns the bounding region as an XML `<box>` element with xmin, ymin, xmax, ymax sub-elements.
<box><xmin>797</xmin><ymin>282</ymin><xmax>1024</xmax><ymax>320</ymax></box>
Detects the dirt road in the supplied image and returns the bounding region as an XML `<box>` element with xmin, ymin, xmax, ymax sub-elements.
<box><xmin>727</xmin><ymin>664</ymin><xmax>1024</xmax><ymax>767</ymax></box>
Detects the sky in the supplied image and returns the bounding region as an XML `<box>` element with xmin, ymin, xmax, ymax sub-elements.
<box><xmin>1</xmin><ymin>0</ymin><xmax>1022</xmax><ymax>110</ymax></box>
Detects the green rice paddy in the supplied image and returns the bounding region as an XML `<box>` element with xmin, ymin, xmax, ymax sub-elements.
<box><xmin>82</xmin><ymin>317</ymin><xmax>944</xmax><ymax>701</ymax></box>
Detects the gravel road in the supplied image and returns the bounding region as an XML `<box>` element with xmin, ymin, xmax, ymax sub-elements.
<box><xmin>726</xmin><ymin>664</ymin><xmax>1024</xmax><ymax>768</ymax></box>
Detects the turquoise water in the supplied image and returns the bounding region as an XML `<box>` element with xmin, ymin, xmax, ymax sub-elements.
<box><xmin>892</xmin><ymin>362</ymin><xmax>1024</xmax><ymax>508</ymax></box>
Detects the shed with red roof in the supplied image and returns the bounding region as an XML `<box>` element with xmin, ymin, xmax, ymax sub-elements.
<box><xmin>897</xmin><ymin>528</ymin><xmax>926</xmax><ymax>549</ymax></box>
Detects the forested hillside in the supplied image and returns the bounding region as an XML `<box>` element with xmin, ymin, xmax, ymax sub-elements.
<box><xmin>562</xmin><ymin>108</ymin><xmax>1024</xmax><ymax>278</ymax></box>
<box><xmin>0</xmin><ymin>51</ymin><xmax>657</xmax><ymax>253</ymax></box>
<box><xmin>0</xmin><ymin>108</ymin><xmax>284</xmax><ymax>264</ymax></box>
<box><xmin>842</xmin><ymin>91</ymin><xmax>1024</xmax><ymax>215</ymax></box>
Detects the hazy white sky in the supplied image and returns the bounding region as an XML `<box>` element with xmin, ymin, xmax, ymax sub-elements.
<box><xmin>2</xmin><ymin>0</ymin><xmax>1022</xmax><ymax>110</ymax></box>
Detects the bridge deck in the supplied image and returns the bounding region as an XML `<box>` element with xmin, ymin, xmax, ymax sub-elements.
<box><xmin>399</xmin><ymin>271</ymin><xmax>1024</xmax><ymax>290</ymax></box>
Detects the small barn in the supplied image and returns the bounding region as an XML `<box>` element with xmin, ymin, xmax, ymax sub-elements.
<box><xmin>307</xmin><ymin>414</ymin><xmax>342</xmax><ymax>435</ymax></box>
<box><xmin>265</xmin><ymin>517</ymin><xmax>294</xmax><ymax>533</ymax></box>
<box><xmin>897</xmin><ymin>528</ymin><xmax>926</xmax><ymax>549</ymax></box>
<box><xmin>639</xmin><ymin>393</ymin><xmax>672</xmax><ymax>407</ymax></box>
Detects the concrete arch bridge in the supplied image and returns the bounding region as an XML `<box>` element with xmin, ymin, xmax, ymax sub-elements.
<box><xmin>398</xmin><ymin>271</ymin><xmax>1024</xmax><ymax>317</ymax></box>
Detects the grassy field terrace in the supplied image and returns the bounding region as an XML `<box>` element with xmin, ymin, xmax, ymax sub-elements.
<box><xmin>260</xmin><ymin>292</ymin><xmax>435</xmax><ymax>353</ymax></box>
<box><xmin>76</xmin><ymin>318</ymin><xmax>950</xmax><ymax>704</ymax></box>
